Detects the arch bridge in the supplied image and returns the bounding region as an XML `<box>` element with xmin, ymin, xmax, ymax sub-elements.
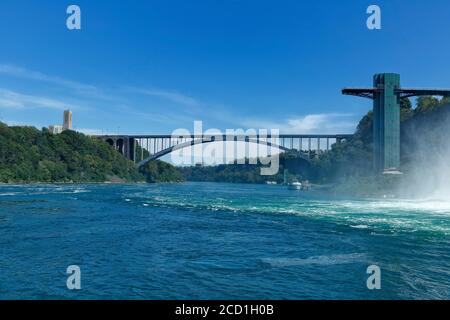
<box><xmin>96</xmin><ymin>134</ymin><xmax>353</xmax><ymax>167</ymax></box>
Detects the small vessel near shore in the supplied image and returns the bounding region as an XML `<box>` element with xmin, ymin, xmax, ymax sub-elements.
<box><xmin>287</xmin><ymin>180</ymin><xmax>312</xmax><ymax>191</ymax></box>
<box><xmin>283</xmin><ymin>170</ymin><xmax>311</xmax><ymax>191</ymax></box>
<box><xmin>287</xmin><ymin>181</ymin><xmax>302</xmax><ymax>190</ymax></box>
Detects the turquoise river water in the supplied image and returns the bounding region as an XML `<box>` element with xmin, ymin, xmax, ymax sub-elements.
<box><xmin>0</xmin><ymin>182</ymin><xmax>449</xmax><ymax>299</ymax></box>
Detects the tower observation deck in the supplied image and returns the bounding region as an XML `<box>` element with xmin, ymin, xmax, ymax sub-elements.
<box><xmin>342</xmin><ymin>73</ymin><xmax>450</xmax><ymax>173</ymax></box>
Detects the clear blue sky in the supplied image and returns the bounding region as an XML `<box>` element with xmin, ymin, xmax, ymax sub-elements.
<box><xmin>0</xmin><ymin>0</ymin><xmax>449</xmax><ymax>135</ymax></box>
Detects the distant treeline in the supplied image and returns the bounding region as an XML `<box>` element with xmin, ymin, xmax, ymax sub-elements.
<box><xmin>180</xmin><ymin>154</ymin><xmax>311</xmax><ymax>185</ymax></box>
<box><xmin>0</xmin><ymin>123</ymin><xmax>183</xmax><ymax>184</ymax></box>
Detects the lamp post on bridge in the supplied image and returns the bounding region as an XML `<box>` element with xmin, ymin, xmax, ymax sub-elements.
<box><xmin>342</xmin><ymin>73</ymin><xmax>450</xmax><ymax>174</ymax></box>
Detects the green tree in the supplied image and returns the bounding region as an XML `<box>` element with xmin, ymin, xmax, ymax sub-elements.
<box><xmin>416</xmin><ymin>96</ymin><xmax>440</xmax><ymax>113</ymax></box>
<box><xmin>139</xmin><ymin>160</ymin><xmax>184</xmax><ymax>183</ymax></box>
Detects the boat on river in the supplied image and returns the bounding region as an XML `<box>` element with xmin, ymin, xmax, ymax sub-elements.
<box><xmin>287</xmin><ymin>180</ymin><xmax>311</xmax><ymax>191</ymax></box>
<box><xmin>287</xmin><ymin>182</ymin><xmax>302</xmax><ymax>190</ymax></box>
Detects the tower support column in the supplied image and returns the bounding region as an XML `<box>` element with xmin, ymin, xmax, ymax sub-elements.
<box><xmin>373</xmin><ymin>73</ymin><xmax>400</xmax><ymax>172</ymax></box>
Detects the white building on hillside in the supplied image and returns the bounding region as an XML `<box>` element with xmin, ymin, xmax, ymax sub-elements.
<box><xmin>48</xmin><ymin>109</ymin><xmax>73</xmax><ymax>134</ymax></box>
<box><xmin>48</xmin><ymin>125</ymin><xmax>63</xmax><ymax>134</ymax></box>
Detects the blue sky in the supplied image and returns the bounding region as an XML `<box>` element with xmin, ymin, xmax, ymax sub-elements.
<box><xmin>0</xmin><ymin>0</ymin><xmax>450</xmax><ymax>135</ymax></box>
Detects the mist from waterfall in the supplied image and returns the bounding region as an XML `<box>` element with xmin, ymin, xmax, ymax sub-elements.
<box><xmin>397</xmin><ymin>103</ymin><xmax>450</xmax><ymax>203</ymax></box>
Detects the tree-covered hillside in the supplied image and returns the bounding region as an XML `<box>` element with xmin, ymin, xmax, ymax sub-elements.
<box><xmin>0</xmin><ymin>123</ymin><xmax>144</xmax><ymax>183</ymax></box>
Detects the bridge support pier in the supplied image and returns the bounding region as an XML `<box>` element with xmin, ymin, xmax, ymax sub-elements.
<box><xmin>98</xmin><ymin>136</ymin><xmax>135</xmax><ymax>162</ymax></box>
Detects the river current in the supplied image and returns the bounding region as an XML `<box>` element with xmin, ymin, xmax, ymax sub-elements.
<box><xmin>0</xmin><ymin>182</ymin><xmax>449</xmax><ymax>299</ymax></box>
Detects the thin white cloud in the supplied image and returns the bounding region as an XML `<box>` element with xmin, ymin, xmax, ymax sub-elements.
<box><xmin>2</xmin><ymin>120</ymin><xmax>26</xmax><ymax>126</ymax></box>
<box><xmin>241</xmin><ymin>113</ymin><xmax>358</xmax><ymax>134</ymax></box>
<box><xmin>76</xmin><ymin>128</ymin><xmax>105</xmax><ymax>136</ymax></box>
<box><xmin>3</xmin><ymin>64</ymin><xmax>353</xmax><ymax>136</ymax></box>
<box><xmin>1</xmin><ymin>119</ymin><xmax>42</xmax><ymax>128</ymax></box>
<box><xmin>0</xmin><ymin>64</ymin><xmax>99</xmax><ymax>93</ymax></box>
<box><xmin>0</xmin><ymin>88</ymin><xmax>78</xmax><ymax>110</ymax></box>
<box><xmin>0</xmin><ymin>64</ymin><xmax>205</xmax><ymax>110</ymax></box>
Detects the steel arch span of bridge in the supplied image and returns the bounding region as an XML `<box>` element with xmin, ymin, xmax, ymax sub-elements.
<box><xmin>95</xmin><ymin>133</ymin><xmax>353</xmax><ymax>167</ymax></box>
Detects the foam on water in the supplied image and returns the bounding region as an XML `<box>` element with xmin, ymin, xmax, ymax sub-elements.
<box><xmin>0</xmin><ymin>192</ymin><xmax>20</xmax><ymax>196</ymax></box>
<box><xmin>262</xmin><ymin>253</ymin><xmax>367</xmax><ymax>267</ymax></box>
<box><xmin>129</xmin><ymin>190</ymin><xmax>450</xmax><ymax>234</ymax></box>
